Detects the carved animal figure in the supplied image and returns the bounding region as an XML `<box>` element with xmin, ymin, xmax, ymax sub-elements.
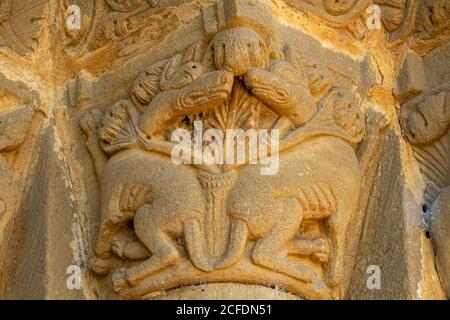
<box><xmin>95</xmin><ymin>148</ymin><xmax>211</xmax><ymax>287</ymax></box>
<box><xmin>108</xmin><ymin>60</ymin><xmax>363</xmax><ymax>294</ymax></box>
<box><xmin>82</xmin><ymin>57</ymin><xmax>234</xmax><ymax>282</ymax></box>
<box><xmin>83</xmin><ymin>28</ymin><xmax>365</xmax><ymax>296</ymax></box>
<box><xmin>220</xmin><ymin>135</ymin><xmax>361</xmax><ymax>289</ymax></box>
<box><xmin>211</xmin><ymin>63</ymin><xmax>364</xmax><ymax>295</ymax></box>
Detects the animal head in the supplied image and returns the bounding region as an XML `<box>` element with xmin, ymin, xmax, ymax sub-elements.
<box><xmin>131</xmin><ymin>53</ymin><xmax>206</xmax><ymax>109</ymax></box>
<box><xmin>332</xmin><ymin>93</ymin><xmax>364</xmax><ymax>138</ymax></box>
<box><xmin>99</xmin><ymin>100</ymin><xmax>131</xmax><ymax>145</ymax></box>
<box><xmin>159</xmin><ymin>54</ymin><xmax>205</xmax><ymax>91</ymax></box>
<box><xmin>207</xmin><ymin>27</ymin><xmax>269</xmax><ymax>76</ymax></box>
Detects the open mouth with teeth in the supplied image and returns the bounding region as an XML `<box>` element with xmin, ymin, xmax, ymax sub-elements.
<box><xmin>252</xmin><ymin>84</ymin><xmax>291</xmax><ymax>104</ymax></box>
<box><xmin>245</xmin><ymin>72</ymin><xmax>292</xmax><ymax>106</ymax></box>
<box><xmin>177</xmin><ymin>72</ymin><xmax>234</xmax><ymax>111</ymax></box>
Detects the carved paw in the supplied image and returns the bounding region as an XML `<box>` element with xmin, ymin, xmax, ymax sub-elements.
<box><xmin>80</xmin><ymin>108</ymin><xmax>104</xmax><ymax>136</ymax></box>
<box><xmin>111</xmin><ymin>239</ymin><xmax>127</xmax><ymax>259</ymax></box>
<box><xmin>112</xmin><ymin>268</ymin><xmax>131</xmax><ymax>292</ymax></box>
<box><xmin>89</xmin><ymin>256</ymin><xmax>111</xmax><ymax>276</ymax></box>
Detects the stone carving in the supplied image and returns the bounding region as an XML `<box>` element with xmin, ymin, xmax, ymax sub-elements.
<box><xmin>430</xmin><ymin>186</ymin><xmax>450</xmax><ymax>297</ymax></box>
<box><xmin>322</xmin><ymin>0</ymin><xmax>358</xmax><ymax>16</ymax></box>
<box><xmin>402</xmin><ymin>87</ymin><xmax>450</xmax><ymax>205</ymax></box>
<box><xmin>283</xmin><ymin>0</ymin><xmax>370</xmax><ymax>25</ymax></box>
<box><xmin>62</xmin><ymin>0</ymin><xmax>197</xmax><ymax>61</ymax></box>
<box><xmin>282</xmin><ymin>0</ymin><xmax>404</xmax><ymax>34</ymax></box>
<box><xmin>0</xmin><ymin>89</ymin><xmax>36</xmax><ymax>259</ymax></box>
<box><xmin>281</xmin><ymin>0</ymin><xmax>450</xmax><ymax>51</ymax></box>
<box><xmin>280</xmin><ymin>0</ymin><xmax>407</xmax><ymax>42</ymax></box>
<box><xmin>374</xmin><ymin>0</ymin><xmax>407</xmax><ymax>33</ymax></box>
<box><xmin>401</xmin><ymin>85</ymin><xmax>450</xmax><ymax>297</ymax></box>
<box><xmin>412</xmin><ymin>0</ymin><xmax>450</xmax><ymax>52</ymax></box>
<box><xmin>105</xmin><ymin>0</ymin><xmax>151</xmax><ymax>12</ymax></box>
<box><xmin>78</xmin><ymin>6</ymin><xmax>388</xmax><ymax>298</ymax></box>
<box><xmin>0</xmin><ymin>0</ymin><xmax>447</xmax><ymax>301</ymax></box>
<box><xmin>61</xmin><ymin>0</ymin><xmax>99</xmax><ymax>54</ymax></box>
<box><xmin>106</xmin><ymin>0</ymin><xmax>184</xmax><ymax>11</ymax></box>
<box><xmin>58</xmin><ymin>0</ymin><xmax>450</xmax><ymax>68</ymax></box>
<box><xmin>0</xmin><ymin>106</ymin><xmax>34</xmax><ymax>218</ymax></box>
<box><xmin>385</xmin><ymin>0</ymin><xmax>450</xmax><ymax>51</ymax></box>
<box><xmin>0</xmin><ymin>0</ymin><xmax>47</xmax><ymax>55</ymax></box>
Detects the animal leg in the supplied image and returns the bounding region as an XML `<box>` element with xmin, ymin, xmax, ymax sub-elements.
<box><xmin>112</xmin><ymin>239</ymin><xmax>151</xmax><ymax>260</ymax></box>
<box><xmin>90</xmin><ymin>218</ymin><xmax>125</xmax><ymax>276</ymax></box>
<box><xmin>324</xmin><ymin>216</ymin><xmax>345</xmax><ymax>288</ymax></box>
<box><xmin>92</xmin><ymin>182</ymin><xmax>153</xmax><ymax>275</ymax></box>
<box><xmin>288</xmin><ymin>237</ymin><xmax>330</xmax><ymax>263</ymax></box>
<box><xmin>114</xmin><ymin>204</ymin><xmax>181</xmax><ymax>289</ymax></box>
<box><xmin>252</xmin><ymin>198</ymin><xmax>317</xmax><ymax>283</ymax></box>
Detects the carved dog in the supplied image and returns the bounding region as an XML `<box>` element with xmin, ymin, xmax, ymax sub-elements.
<box><xmin>211</xmin><ymin>61</ymin><xmax>364</xmax><ymax>295</ymax></box>
<box><xmin>83</xmin><ymin>57</ymin><xmax>234</xmax><ymax>284</ymax></box>
<box><xmin>220</xmin><ymin>136</ymin><xmax>361</xmax><ymax>290</ymax></box>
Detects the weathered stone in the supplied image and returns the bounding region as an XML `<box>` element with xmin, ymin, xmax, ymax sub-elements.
<box><xmin>394</xmin><ymin>51</ymin><xmax>425</xmax><ymax>104</ymax></box>
<box><xmin>431</xmin><ymin>188</ymin><xmax>450</xmax><ymax>297</ymax></box>
<box><xmin>0</xmin><ymin>0</ymin><xmax>449</xmax><ymax>300</ymax></box>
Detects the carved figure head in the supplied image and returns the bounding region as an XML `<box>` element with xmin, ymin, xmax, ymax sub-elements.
<box><xmin>209</xmin><ymin>27</ymin><xmax>268</xmax><ymax>76</ymax></box>
<box><xmin>99</xmin><ymin>100</ymin><xmax>131</xmax><ymax>145</ymax></box>
<box><xmin>404</xmin><ymin>92</ymin><xmax>450</xmax><ymax>145</ymax></box>
<box><xmin>132</xmin><ymin>59</ymin><xmax>168</xmax><ymax>107</ymax></box>
<box><xmin>132</xmin><ymin>55</ymin><xmax>206</xmax><ymax>109</ymax></box>
<box><xmin>322</xmin><ymin>0</ymin><xmax>357</xmax><ymax>16</ymax></box>
<box><xmin>160</xmin><ymin>54</ymin><xmax>205</xmax><ymax>91</ymax></box>
<box><xmin>333</xmin><ymin>94</ymin><xmax>364</xmax><ymax>138</ymax></box>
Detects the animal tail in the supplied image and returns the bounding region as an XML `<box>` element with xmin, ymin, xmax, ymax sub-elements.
<box><xmin>183</xmin><ymin>219</ymin><xmax>215</xmax><ymax>272</ymax></box>
<box><xmin>214</xmin><ymin>219</ymin><xmax>248</xmax><ymax>270</ymax></box>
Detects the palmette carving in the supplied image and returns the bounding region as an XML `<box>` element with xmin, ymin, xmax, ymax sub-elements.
<box><xmin>81</xmin><ymin>19</ymin><xmax>377</xmax><ymax>299</ymax></box>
